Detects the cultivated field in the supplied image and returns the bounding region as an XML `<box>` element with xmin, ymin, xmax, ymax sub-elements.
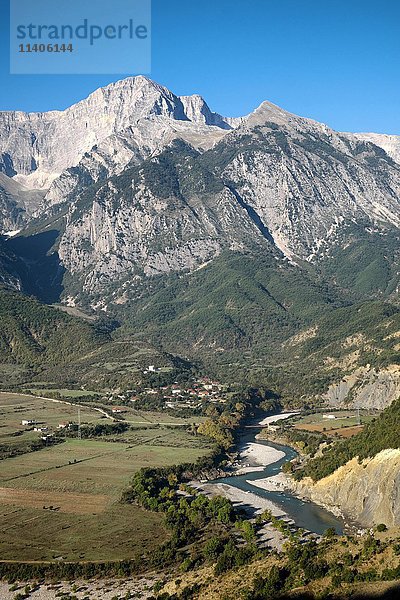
<box><xmin>292</xmin><ymin>410</ymin><xmax>376</xmax><ymax>438</ymax></box>
<box><xmin>0</xmin><ymin>392</ymin><xmax>211</xmax><ymax>561</ymax></box>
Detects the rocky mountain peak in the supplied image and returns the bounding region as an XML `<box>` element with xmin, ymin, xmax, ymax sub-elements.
<box><xmin>0</xmin><ymin>76</ymin><xmax>236</xmax><ymax>198</ymax></box>
<box><xmin>179</xmin><ymin>93</ymin><xmax>233</xmax><ymax>129</ymax></box>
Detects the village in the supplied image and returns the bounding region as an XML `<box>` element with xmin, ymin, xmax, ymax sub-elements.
<box><xmin>105</xmin><ymin>369</ymin><xmax>230</xmax><ymax>415</ymax></box>
<box><xmin>16</xmin><ymin>370</ymin><xmax>231</xmax><ymax>443</ymax></box>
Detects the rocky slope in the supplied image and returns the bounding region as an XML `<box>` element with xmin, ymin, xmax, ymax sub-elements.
<box><xmin>31</xmin><ymin>90</ymin><xmax>400</xmax><ymax>304</ymax></box>
<box><xmin>0</xmin><ymin>173</ymin><xmax>44</xmax><ymax>231</ymax></box>
<box><xmin>292</xmin><ymin>449</ymin><xmax>400</xmax><ymax>527</ymax></box>
<box><xmin>325</xmin><ymin>365</ymin><xmax>400</xmax><ymax>410</ymax></box>
<box><xmin>0</xmin><ymin>76</ymin><xmax>232</xmax><ymax>188</ymax></box>
<box><xmin>352</xmin><ymin>132</ymin><xmax>400</xmax><ymax>165</ymax></box>
<box><xmin>204</xmin><ymin>100</ymin><xmax>400</xmax><ymax>261</ymax></box>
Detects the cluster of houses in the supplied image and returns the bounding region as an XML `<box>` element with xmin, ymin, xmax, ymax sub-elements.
<box><xmin>106</xmin><ymin>374</ymin><xmax>229</xmax><ymax>412</ymax></box>
<box><xmin>21</xmin><ymin>419</ymin><xmax>73</xmax><ymax>441</ymax></box>
<box><xmin>161</xmin><ymin>379</ymin><xmax>228</xmax><ymax>410</ymax></box>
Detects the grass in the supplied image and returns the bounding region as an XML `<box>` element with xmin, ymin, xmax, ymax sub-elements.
<box><xmin>1</xmin><ymin>437</ymin><xmax>209</xmax><ymax>496</ymax></box>
<box><xmin>0</xmin><ymin>503</ymin><xmax>166</xmax><ymax>562</ymax></box>
<box><xmin>291</xmin><ymin>410</ymin><xmax>376</xmax><ymax>438</ymax></box>
<box><xmin>0</xmin><ymin>392</ymin><xmax>211</xmax><ymax>562</ymax></box>
<box><xmin>0</xmin><ymin>392</ymin><xmax>106</xmax><ymax>447</ymax></box>
<box><xmin>27</xmin><ymin>388</ymin><xmax>100</xmax><ymax>398</ymax></box>
<box><xmin>113</xmin><ymin>406</ymin><xmax>205</xmax><ymax>426</ymax></box>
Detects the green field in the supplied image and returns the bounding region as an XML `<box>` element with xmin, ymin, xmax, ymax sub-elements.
<box><xmin>113</xmin><ymin>406</ymin><xmax>205</xmax><ymax>426</ymax></box>
<box><xmin>0</xmin><ymin>392</ymin><xmax>106</xmax><ymax>452</ymax></box>
<box><xmin>1</xmin><ymin>437</ymin><xmax>209</xmax><ymax>495</ymax></box>
<box><xmin>292</xmin><ymin>410</ymin><xmax>377</xmax><ymax>437</ymax></box>
<box><xmin>0</xmin><ymin>392</ymin><xmax>211</xmax><ymax>562</ymax></box>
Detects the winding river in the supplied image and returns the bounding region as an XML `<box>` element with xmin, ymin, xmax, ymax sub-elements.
<box><xmin>211</xmin><ymin>418</ymin><xmax>346</xmax><ymax>535</ymax></box>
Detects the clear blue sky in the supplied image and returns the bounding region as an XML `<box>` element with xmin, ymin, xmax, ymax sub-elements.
<box><xmin>0</xmin><ymin>0</ymin><xmax>399</xmax><ymax>133</ymax></box>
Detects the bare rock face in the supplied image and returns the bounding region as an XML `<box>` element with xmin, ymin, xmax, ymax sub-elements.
<box><xmin>292</xmin><ymin>449</ymin><xmax>400</xmax><ymax>527</ymax></box>
<box><xmin>2</xmin><ymin>75</ymin><xmax>400</xmax><ymax>255</ymax></box>
<box><xmin>57</xmin><ymin>142</ymin><xmax>265</xmax><ymax>296</ymax></box>
<box><xmin>352</xmin><ymin>132</ymin><xmax>400</xmax><ymax>165</ymax></box>
<box><xmin>325</xmin><ymin>366</ymin><xmax>400</xmax><ymax>410</ymax></box>
<box><xmin>212</xmin><ymin>101</ymin><xmax>400</xmax><ymax>261</ymax></box>
<box><xmin>41</xmin><ymin>116</ymin><xmax>229</xmax><ymax>214</ymax></box>
<box><xmin>0</xmin><ymin>76</ymin><xmax>236</xmax><ymax>229</ymax></box>
<box><xmin>179</xmin><ymin>94</ymin><xmax>243</xmax><ymax>129</ymax></box>
<box><xmin>0</xmin><ymin>77</ymin><xmax>188</xmax><ymax>187</ymax></box>
<box><xmin>0</xmin><ymin>173</ymin><xmax>44</xmax><ymax>232</ymax></box>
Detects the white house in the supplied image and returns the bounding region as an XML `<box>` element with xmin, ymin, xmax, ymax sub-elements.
<box><xmin>21</xmin><ymin>419</ymin><xmax>35</xmax><ymax>426</ymax></box>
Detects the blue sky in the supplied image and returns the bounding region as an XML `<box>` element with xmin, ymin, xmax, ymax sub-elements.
<box><xmin>0</xmin><ymin>0</ymin><xmax>399</xmax><ymax>133</ymax></box>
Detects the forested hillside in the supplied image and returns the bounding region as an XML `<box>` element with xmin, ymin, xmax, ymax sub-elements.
<box><xmin>0</xmin><ymin>287</ymin><xmax>108</xmax><ymax>383</ymax></box>
<box><xmin>114</xmin><ymin>252</ymin><xmax>400</xmax><ymax>401</ymax></box>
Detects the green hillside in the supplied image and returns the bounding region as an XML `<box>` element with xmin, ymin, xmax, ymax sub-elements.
<box><xmin>118</xmin><ymin>250</ymin><xmax>343</xmax><ymax>348</ymax></box>
<box><xmin>318</xmin><ymin>222</ymin><xmax>400</xmax><ymax>299</ymax></box>
<box><xmin>113</xmin><ymin>251</ymin><xmax>400</xmax><ymax>399</ymax></box>
<box><xmin>0</xmin><ymin>286</ymin><xmax>193</xmax><ymax>390</ymax></box>
<box><xmin>0</xmin><ymin>287</ymin><xmax>107</xmax><ymax>384</ymax></box>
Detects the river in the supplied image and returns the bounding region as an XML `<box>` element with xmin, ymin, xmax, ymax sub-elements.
<box><xmin>210</xmin><ymin>415</ymin><xmax>346</xmax><ymax>535</ymax></box>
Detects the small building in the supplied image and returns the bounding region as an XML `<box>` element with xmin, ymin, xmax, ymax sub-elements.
<box><xmin>21</xmin><ymin>419</ymin><xmax>35</xmax><ymax>426</ymax></box>
<box><xmin>58</xmin><ymin>422</ymin><xmax>70</xmax><ymax>429</ymax></box>
<box><xmin>34</xmin><ymin>426</ymin><xmax>48</xmax><ymax>432</ymax></box>
<box><xmin>322</xmin><ymin>414</ymin><xmax>336</xmax><ymax>420</ymax></box>
<box><xmin>111</xmin><ymin>406</ymin><xmax>125</xmax><ymax>414</ymax></box>
<box><xmin>268</xmin><ymin>424</ymin><xmax>280</xmax><ymax>432</ymax></box>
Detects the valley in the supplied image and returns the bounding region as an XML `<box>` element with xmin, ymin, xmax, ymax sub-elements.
<box><xmin>0</xmin><ymin>74</ymin><xmax>400</xmax><ymax>599</ymax></box>
<box><xmin>0</xmin><ymin>391</ymin><xmax>210</xmax><ymax>562</ymax></box>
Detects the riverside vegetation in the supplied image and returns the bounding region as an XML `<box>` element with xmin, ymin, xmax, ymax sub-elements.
<box><xmin>3</xmin><ymin>388</ymin><xmax>400</xmax><ymax>600</ymax></box>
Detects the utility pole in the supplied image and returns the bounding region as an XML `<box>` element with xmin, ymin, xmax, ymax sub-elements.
<box><xmin>78</xmin><ymin>407</ymin><xmax>81</xmax><ymax>440</ymax></box>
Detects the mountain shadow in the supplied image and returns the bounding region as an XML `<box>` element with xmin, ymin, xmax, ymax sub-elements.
<box><xmin>6</xmin><ymin>229</ymin><xmax>65</xmax><ymax>303</ymax></box>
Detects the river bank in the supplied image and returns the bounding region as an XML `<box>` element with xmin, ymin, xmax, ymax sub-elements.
<box><xmin>192</xmin><ymin>411</ymin><xmax>347</xmax><ymax>538</ymax></box>
<box><xmin>0</xmin><ymin>576</ymin><xmax>158</xmax><ymax>600</ymax></box>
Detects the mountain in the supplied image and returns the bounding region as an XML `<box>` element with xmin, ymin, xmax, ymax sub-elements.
<box><xmin>0</xmin><ymin>285</ymin><xmax>189</xmax><ymax>389</ymax></box>
<box><xmin>0</xmin><ymin>287</ymin><xmax>106</xmax><ymax>386</ymax></box>
<box><xmin>0</xmin><ymin>173</ymin><xmax>44</xmax><ymax>233</ymax></box>
<box><xmin>0</xmin><ymin>76</ymin><xmax>400</xmax><ymax>405</ymax></box>
<box><xmin>0</xmin><ymin>76</ymin><xmax>234</xmax><ymax>231</ymax></box>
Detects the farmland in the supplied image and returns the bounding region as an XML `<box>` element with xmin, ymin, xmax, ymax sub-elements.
<box><xmin>0</xmin><ymin>392</ymin><xmax>211</xmax><ymax>562</ymax></box>
<box><xmin>291</xmin><ymin>410</ymin><xmax>377</xmax><ymax>438</ymax></box>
